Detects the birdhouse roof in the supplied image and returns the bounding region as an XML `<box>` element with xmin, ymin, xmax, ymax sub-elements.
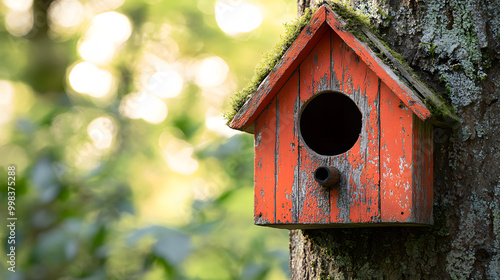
<box><xmin>228</xmin><ymin>4</ymin><xmax>455</xmax><ymax>133</ymax></box>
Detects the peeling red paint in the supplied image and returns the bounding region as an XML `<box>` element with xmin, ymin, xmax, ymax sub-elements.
<box><xmin>380</xmin><ymin>82</ymin><xmax>413</xmax><ymax>222</ymax></box>
<box><xmin>298</xmin><ymin>32</ymin><xmax>331</xmax><ymax>225</ymax></box>
<box><xmin>276</xmin><ymin>71</ymin><xmax>299</xmax><ymax>224</ymax></box>
<box><xmin>254</xmin><ymin>98</ymin><xmax>277</xmax><ymax>225</ymax></box>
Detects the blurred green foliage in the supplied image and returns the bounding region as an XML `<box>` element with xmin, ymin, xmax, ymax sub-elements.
<box><xmin>0</xmin><ymin>0</ymin><xmax>295</xmax><ymax>279</ymax></box>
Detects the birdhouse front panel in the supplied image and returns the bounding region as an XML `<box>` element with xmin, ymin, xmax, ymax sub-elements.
<box><xmin>254</xmin><ymin>29</ymin><xmax>384</xmax><ymax>228</ymax></box>
<box><xmin>233</xmin><ymin>5</ymin><xmax>435</xmax><ymax>228</ymax></box>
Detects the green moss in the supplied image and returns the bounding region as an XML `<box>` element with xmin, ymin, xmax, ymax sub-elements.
<box><xmin>424</xmin><ymin>93</ymin><xmax>456</xmax><ymax>122</ymax></box>
<box><xmin>380</xmin><ymin>39</ymin><xmax>411</xmax><ymax>71</ymax></box>
<box><xmin>224</xmin><ymin>1</ymin><xmax>374</xmax><ymax>123</ymax></box>
<box><xmin>328</xmin><ymin>1</ymin><xmax>374</xmax><ymax>40</ymax></box>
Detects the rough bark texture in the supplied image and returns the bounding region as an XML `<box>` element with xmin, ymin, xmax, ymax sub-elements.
<box><xmin>291</xmin><ymin>0</ymin><xmax>500</xmax><ymax>279</ymax></box>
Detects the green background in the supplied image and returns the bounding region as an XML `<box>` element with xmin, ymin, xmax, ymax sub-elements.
<box><xmin>0</xmin><ymin>0</ymin><xmax>295</xmax><ymax>279</ymax></box>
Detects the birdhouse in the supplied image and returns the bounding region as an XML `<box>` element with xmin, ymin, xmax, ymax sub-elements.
<box><xmin>229</xmin><ymin>5</ymin><xmax>455</xmax><ymax>228</ymax></box>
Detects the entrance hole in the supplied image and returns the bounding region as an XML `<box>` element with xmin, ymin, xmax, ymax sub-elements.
<box><xmin>299</xmin><ymin>91</ymin><xmax>362</xmax><ymax>156</ymax></box>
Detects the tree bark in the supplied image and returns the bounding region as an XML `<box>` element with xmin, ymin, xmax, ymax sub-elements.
<box><xmin>291</xmin><ymin>1</ymin><xmax>500</xmax><ymax>279</ymax></box>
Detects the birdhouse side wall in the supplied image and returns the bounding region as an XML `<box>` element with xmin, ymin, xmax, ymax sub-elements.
<box><xmin>412</xmin><ymin>115</ymin><xmax>434</xmax><ymax>224</ymax></box>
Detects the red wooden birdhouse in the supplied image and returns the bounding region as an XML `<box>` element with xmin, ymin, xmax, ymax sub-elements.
<box><xmin>229</xmin><ymin>4</ymin><xmax>455</xmax><ymax>228</ymax></box>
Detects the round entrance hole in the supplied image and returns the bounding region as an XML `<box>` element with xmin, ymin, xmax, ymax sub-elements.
<box><xmin>299</xmin><ymin>91</ymin><xmax>362</xmax><ymax>156</ymax></box>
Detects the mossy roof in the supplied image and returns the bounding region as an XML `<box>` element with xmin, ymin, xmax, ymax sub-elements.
<box><xmin>225</xmin><ymin>1</ymin><xmax>457</xmax><ymax>131</ymax></box>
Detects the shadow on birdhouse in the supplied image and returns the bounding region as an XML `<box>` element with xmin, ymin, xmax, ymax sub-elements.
<box><xmin>228</xmin><ymin>4</ymin><xmax>456</xmax><ymax>229</ymax></box>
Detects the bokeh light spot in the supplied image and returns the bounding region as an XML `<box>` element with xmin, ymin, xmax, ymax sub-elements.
<box><xmin>68</xmin><ymin>62</ymin><xmax>114</xmax><ymax>98</ymax></box>
<box><xmin>78</xmin><ymin>36</ymin><xmax>116</xmax><ymax>65</ymax></box>
<box><xmin>3</xmin><ymin>0</ymin><xmax>33</xmax><ymax>11</ymax></box>
<box><xmin>205</xmin><ymin>108</ymin><xmax>240</xmax><ymax>138</ymax></box>
<box><xmin>0</xmin><ymin>80</ymin><xmax>15</xmax><ymax>106</ymax></box>
<box><xmin>87</xmin><ymin>116</ymin><xmax>117</xmax><ymax>150</ymax></box>
<box><xmin>205</xmin><ymin>116</ymin><xmax>240</xmax><ymax>138</ymax></box>
<box><xmin>48</xmin><ymin>0</ymin><xmax>85</xmax><ymax>30</ymax></box>
<box><xmin>5</xmin><ymin>9</ymin><xmax>33</xmax><ymax>37</ymax></box>
<box><xmin>87</xmin><ymin>11</ymin><xmax>132</xmax><ymax>45</ymax></box>
<box><xmin>0</xmin><ymin>80</ymin><xmax>15</xmax><ymax>125</ymax></box>
<box><xmin>120</xmin><ymin>92</ymin><xmax>168</xmax><ymax>124</ymax></box>
<box><xmin>90</xmin><ymin>0</ymin><xmax>125</xmax><ymax>12</ymax></box>
<box><xmin>215</xmin><ymin>0</ymin><xmax>262</xmax><ymax>35</ymax></box>
<box><xmin>163</xmin><ymin>139</ymin><xmax>199</xmax><ymax>175</ymax></box>
<box><xmin>147</xmin><ymin>70</ymin><xmax>184</xmax><ymax>98</ymax></box>
<box><xmin>194</xmin><ymin>56</ymin><xmax>229</xmax><ymax>88</ymax></box>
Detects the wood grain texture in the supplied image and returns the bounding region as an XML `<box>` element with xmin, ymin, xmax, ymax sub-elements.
<box><xmin>275</xmin><ymin>71</ymin><xmax>300</xmax><ymax>224</ymax></box>
<box><xmin>298</xmin><ymin>32</ymin><xmax>332</xmax><ymax>224</ymax></box>
<box><xmin>380</xmin><ymin>82</ymin><xmax>414</xmax><ymax>222</ymax></box>
<box><xmin>254</xmin><ymin>98</ymin><xmax>277</xmax><ymax>225</ymax></box>
<box><xmin>330</xmin><ymin>32</ymin><xmax>381</xmax><ymax>224</ymax></box>
<box><xmin>412</xmin><ymin>115</ymin><xmax>434</xmax><ymax>224</ymax></box>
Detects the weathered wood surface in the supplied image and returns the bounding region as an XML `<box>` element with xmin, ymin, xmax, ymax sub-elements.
<box><xmin>331</xmin><ymin>32</ymin><xmax>381</xmax><ymax>224</ymax></box>
<box><xmin>412</xmin><ymin>115</ymin><xmax>433</xmax><ymax>224</ymax></box>
<box><xmin>323</xmin><ymin>6</ymin><xmax>431</xmax><ymax>121</ymax></box>
<box><xmin>276</xmin><ymin>71</ymin><xmax>299</xmax><ymax>224</ymax></box>
<box><xmin>254</xmin><ymin>98</ymin><xmax>277</xmax><ymax>225</ymax></box>
<box><xmin>380</xmin><ymin>82</ymin><xmax>414</xmax><ymax>222</ymax></box>
<box><xmin>297</xmin><ymin>31</ymin><xmax>332</xmax><ymax>225</ymax></box>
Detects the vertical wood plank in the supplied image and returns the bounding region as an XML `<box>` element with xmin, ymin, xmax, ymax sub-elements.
<box><xmin>412</xmin><ymin>116</ymin><xmax>434</xmax><ymax>224</ymax></box>
<box><xmin>330</xmin><ymin>32</ymin><xmax>380</xmax><ymax>224</ymax></box>
<box><xmin>298</xmin><ymin>31</ymin><xmax>332</xmax><ymax>224</ymax></box>
<box><xmin>328</xmin><ymin>33</ymin><xmax>346</xmax><ymax>223</ymax></box>
<box><xmin>254</xmin><ymin>98</ymin><xmax>277</xmax><ymax>225</ymax></box>
<box><xmin>275</xmin><ymin>71</ymin><xmax>300</xmax><ymax>224</ymax></box>
<box><xmin>380</xmin><ymin>83</ymin><xmax>414</xmax><ymax>222</ymax></box>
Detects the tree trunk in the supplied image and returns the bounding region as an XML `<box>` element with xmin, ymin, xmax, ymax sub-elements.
<box><xmin>291</xmin><ymin>1</ymin><xmax>500</xmax><ymax>279</ymax></box>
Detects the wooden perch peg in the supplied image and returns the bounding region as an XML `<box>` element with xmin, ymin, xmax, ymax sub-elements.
<box><xmin>314</xmin><ymin>166</ymin><xmax>340</xmax><ymax>187</ymax></box>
